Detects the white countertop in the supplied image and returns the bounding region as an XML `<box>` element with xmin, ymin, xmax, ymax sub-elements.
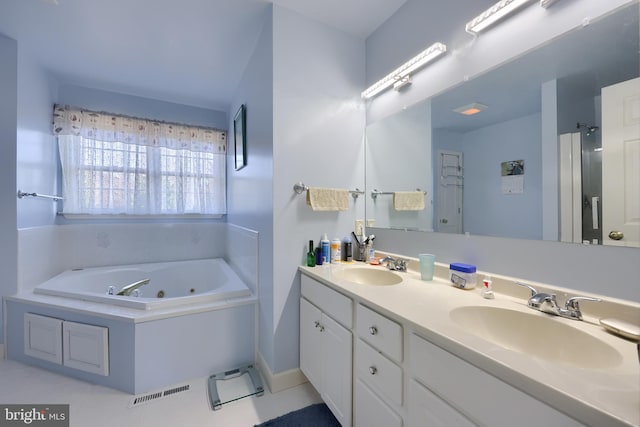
<box><xmin>299</xmin><ymin>261</ymin><xmax>640</xmax><ymax>427</ymax></box>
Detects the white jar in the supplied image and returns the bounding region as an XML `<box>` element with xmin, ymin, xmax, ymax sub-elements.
<box><xmin>449</xmin><ymin>263</ymin><xmax>477</xmax><ymax>290</ymax></box>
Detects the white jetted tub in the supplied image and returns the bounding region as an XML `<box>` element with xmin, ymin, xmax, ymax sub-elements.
<box><xmin>34</xmin><ymin>258</ymin><xmax>251</xmax><ymax>310</ymax></box>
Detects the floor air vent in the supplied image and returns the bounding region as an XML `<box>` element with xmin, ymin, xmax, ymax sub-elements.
<box><xmin>129</xmin><ymin>383</ymin><xmax>191</xmax><ymax>407</ymax></box>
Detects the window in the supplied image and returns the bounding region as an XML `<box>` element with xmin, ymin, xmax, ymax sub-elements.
<box><xmin>54</xmin><ymin>105</ymin><xmax>226</xmax><ymax>216</ymax></box>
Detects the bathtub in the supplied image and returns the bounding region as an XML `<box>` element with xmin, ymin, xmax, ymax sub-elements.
<box><xmin>33</xmin><ymin>258</ymin><xmax>251</xmax><ymax>310</ymax></box>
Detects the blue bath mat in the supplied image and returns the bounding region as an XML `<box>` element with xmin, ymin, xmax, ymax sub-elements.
<box><xmin>254</xmin><ymin>403</ymin><xmax>340</xmax><ymax>427</ymax></box>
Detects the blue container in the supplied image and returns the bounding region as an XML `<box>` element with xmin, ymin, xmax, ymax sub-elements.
<box><xmin>449</xmin><ymin>263</ymin><xmax>477</xmax><ymax>289</ymax></box>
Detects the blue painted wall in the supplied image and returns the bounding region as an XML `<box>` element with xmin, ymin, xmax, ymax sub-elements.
<box><xmin>228</xmin><ymin>8</ymin><xmax>275</xmax><ymax>374</ymax></box>
<box><xmin>461</xmin><ymin>113</ymin><xmax>542</xmax><ymax>240</ymax></box>
<box><xmin>0</xmin><ymin>33</ymin><xmax>18</xmax><ymax>346</ymax></box>
<box><xmin>57</xmin><ymin>85</ymin><xmax>227</xmax><ymax>129</ymax></box>
<box><xmin>16</xmin><ymin>53</ymin><xmax>59</xmax><ymax>229</ymax></box>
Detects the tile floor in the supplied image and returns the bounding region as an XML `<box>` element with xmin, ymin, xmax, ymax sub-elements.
<box><xmin>0</xmin><ymin>357</ymin><xmax>322</xmax><ymax>427</ymax></box>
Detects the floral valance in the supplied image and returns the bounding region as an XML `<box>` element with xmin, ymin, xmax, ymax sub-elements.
<box><xmin>52</xmin><ymin>104</ymin><xmax>227</xmax><ymax>154</ymax></box>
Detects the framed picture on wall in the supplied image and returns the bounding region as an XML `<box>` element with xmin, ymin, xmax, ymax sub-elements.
<box><xmin>234</xmin><ymin>104</ymin><xmax>247</xmax><ymax>171</ymax></box>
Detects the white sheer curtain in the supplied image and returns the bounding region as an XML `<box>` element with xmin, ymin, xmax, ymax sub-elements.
<box><xmin>53</xmin><ymin>104</ymin><xmax>227</xmax><ymax>216</ymax></box>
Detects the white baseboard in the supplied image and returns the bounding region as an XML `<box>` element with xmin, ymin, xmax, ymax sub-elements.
<box><xmin>256</xmin><ymin>351</ymin><xmax>308</xmax><ymax>394</ymax></box>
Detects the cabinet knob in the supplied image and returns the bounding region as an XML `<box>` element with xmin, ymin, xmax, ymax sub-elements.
<box><xmin>314</xmin><ymin>321</ymin><xmax>320</xmax><ymax>328</ymax></box>
<box><xmin>369</xmin><ymin>366</ymin><xmax>377</xmax><ymax>375</ymax></box>
<box><xmin>369</xmin><ymin>326</ymin><xmax>378</xmax><ymax>335</ymax></box>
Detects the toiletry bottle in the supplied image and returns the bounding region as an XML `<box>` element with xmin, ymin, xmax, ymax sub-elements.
<box><xmin>342</xmin><ymin>235</ymin><xmax>353</xmax><ymax>262</ymax></box>
<box><xmin>320</xmin><ymin>233</ymin><xmax>330</xmax><ymax>264</ymax></box>
<box><xmin>330</xmin><ymin>238</ymin><xmax>341</xmax><ymax>263</ymax></box>
<box><xmin>307</xmin><ymin>240</ymin><xmax>316</xmax><ymax>267</ymax></box>
<box><xmin>367</xmin><ymin>234</ymin><xmax>376</xmax><ymax>264</ymax></box>
<box><xmin>315</xmin><ymin>247</ymin><xmax>323</xmax><ymax>265</ymax></box>
<box><xmin>482</xmin><ymin>275</ymin><xmax>494</xmax><ymax>299</ymax></box>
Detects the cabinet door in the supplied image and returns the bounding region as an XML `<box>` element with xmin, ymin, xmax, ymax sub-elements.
<box><xmin>355</xmin><ymin>378</ymin><xmax>402</xmax><ymax>427</ymax></box>
<box><xmin>300</xmin><ymin>298</ymin><xmax>323</xmax><ymax>391</ymax></box>
<box><xmin>408</xmin><ymin>379</ymin><xmax>475</xmax><ymax>427</ymax></box>
<box><xmin>322</xmin><ymin>312</ymin><xmax>353</xmax><ymax>427</ymax></box>
<box><xmin>409</xmin><ymin>334</ymin><xmax>583</xmax><ymax>427</ymax></box>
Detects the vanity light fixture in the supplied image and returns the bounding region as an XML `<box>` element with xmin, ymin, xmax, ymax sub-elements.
<box><xmin>361</xmin><ymin>42</ymin><xmax>447</xmax><ymax>99</ymax></box>
<box><xmin>393</xmin><ymin>76</ymin><xmax>412</xmax><ymax>91</ymax></box>
<box><xmin>539</xmin><ymin>0</ymin><xmax>560</xmax><ymax>8</ymax></box>
<box><xmin>465</xmin><ymin>0</ymin><xmax>536</xmax><ymax>35</ymax></box>
<box><xmin>454</xmin><ymin>102</ymin><xmax>487</xmax><ymax>116</ymax></box>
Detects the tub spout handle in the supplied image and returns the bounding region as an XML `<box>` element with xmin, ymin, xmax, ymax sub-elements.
<box><xmin>116</xmin><ymin>279</ymin><xmax>150</xmax><ymax>296</ymax></box>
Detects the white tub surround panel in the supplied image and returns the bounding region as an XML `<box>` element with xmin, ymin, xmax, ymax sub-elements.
<box><xmin>17</xmin><ymin>223</ymin><xmax>227</xmax><ymax>293</ymax></box>
<box><xmin>226</xmin><ymin>224</ymin><xmax>259</xmax><ymax>296</ymax></box>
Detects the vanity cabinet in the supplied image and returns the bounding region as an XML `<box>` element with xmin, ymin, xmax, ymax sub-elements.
<box><xmin>300</xmin><ymin>276</ymin><xmax>353</xmax><ymax>427</ymax></box>
<box><xmin>408</xmin><ymin>333</ymin><xmax>583</xmax><ymax>427</ymax></box>
<box><xmin>300</xmin><ymin>270</ymin><xmax>589</xmax><ymax>427</ymax></box>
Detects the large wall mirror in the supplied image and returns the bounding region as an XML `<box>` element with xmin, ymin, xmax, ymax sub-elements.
<box><xmin>365</xmin><ymin>3</ymin><xmax>639</xmax><ymax>248</ymax></box>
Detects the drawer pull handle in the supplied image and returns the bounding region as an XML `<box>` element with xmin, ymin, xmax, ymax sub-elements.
<box><xmin>369</xmin><ymin>326</ymin><xmax>378</xmax><ymax>335</ymax></box>
<box><xmin>369</xmin><ymin>366</ymin><xmax>377</xmax><ymax>375</ymax></box>
<box><xmin>314</xmin><ymin>321</ymin><xmax>324</xmax><ymax>332</ymax></box>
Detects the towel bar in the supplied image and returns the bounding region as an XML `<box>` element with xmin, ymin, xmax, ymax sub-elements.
<box><xmin>17</xmin><ymin>190</ymin><xmax>63</xmax><ymax>201</ymax></box>
<box><xmin>293</xmin><ymin>182</ymin><xmax>365</xmax><ymax>199</ymax></box>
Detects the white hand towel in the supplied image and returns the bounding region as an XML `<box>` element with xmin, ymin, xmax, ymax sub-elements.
<box><xmin>393</xmin><ymin>191</ymin><xmax>425</xmax><ymax>211</ymax></box>
<box><xmin>306</xmin><ymin>187</ymin><xmax>349</xmax><ymax>211</ymax></box>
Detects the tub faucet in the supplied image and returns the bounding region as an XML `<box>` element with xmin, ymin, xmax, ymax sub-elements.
<box><xmin>116</xmin><ymin>279</ymin><xmax>150</xmax><ymax>296</ymax></box>
<box><xmin>514</xmin><ymin>282</ymin><xmax>600</xmax><ymax>320</ymax></box>
<box><xmin>380</xmin><ymin>256</ymin><xmax>407</xmax><ymax>272</ymax></box>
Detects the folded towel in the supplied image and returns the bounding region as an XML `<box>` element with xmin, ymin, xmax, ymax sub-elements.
<box><xmin>306</xmin><ymin>187</ymin><xmax>349</xmax><ymax>211</ymax></box>
<box><xmin>393</xmin><ymin>191</ymin><xmax>425</xmax><ymax>211</ymax></box>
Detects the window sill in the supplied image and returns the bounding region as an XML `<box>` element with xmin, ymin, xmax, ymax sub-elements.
<box><xmin>58</xmin><ymin>213</ymin><xmax>224</xmax><ymax>220</ymax></box>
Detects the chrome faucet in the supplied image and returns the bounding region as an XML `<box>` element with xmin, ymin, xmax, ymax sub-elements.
<box><xmin>514</xmin><ymin>282</ymin><xmax>600</xmax><ymax>320</ymax></box>
<box><xmin>116</xmin><ymin>278</ymin><xmax>150</xmax><ymax>296</ymax></box>
<box><xmin>379</xmin><ymin>256</ymin><xmax>407</xmax><ymax>272</ymax></box>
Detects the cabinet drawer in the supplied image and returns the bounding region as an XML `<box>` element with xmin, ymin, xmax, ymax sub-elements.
<box><xmin>356</xmin><ymin>339</ymin><xmax>402</xmax><ymax>406</ymax></box>
<box><xmin>301</xmin><ymin>275</ymin><xmax>352</xmax><ymax>328</ymax></box>
<box><xmin>409</xmin><ymin>333</ymin><xmax>582</xmax><ymax>427</ymax></box>
<box><xmin>355</xmin><ymin>378</ymin><xmax>402</xmax><ymax>427</ymax></box>
<box><xmin>356</xmin><ymin>304</ymin><xmax>402</xmax><ymax>362</ymax></box>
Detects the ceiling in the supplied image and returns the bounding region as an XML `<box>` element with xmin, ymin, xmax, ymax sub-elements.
<box><xmin>0</xmin><ymin>0</ymin><xmax>407</xmax><ymax>111</ymax></box>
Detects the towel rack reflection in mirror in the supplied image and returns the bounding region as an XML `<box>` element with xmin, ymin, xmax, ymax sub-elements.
<box><xmin>371</xmin><ymin>189</ymin><xmax>426</xmax><ymax>200</ymax></box>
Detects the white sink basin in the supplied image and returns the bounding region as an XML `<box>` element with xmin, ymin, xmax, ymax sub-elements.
<box><xmin>333</xmin><ymin>267</ymin><xmax>403</xmax><ymax>286</ymax></box>
<box><xmin>450</xmin><ymin>306</ymin><xmax>623</xmax><ymax>369</ymax></box>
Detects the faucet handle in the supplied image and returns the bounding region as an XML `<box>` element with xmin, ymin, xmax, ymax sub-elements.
<box><xmin>514</xmin><ymin>281</ymin><xmax>538</xmax><ymax>297</ymax></box>
<box><xmin>565</xmin><ymin>296</ymin><xmax>601</xmax><ymax>311</ymax></box>
<box><xmin>559</xmin><ymin>296</ymin><xmax>601</xmax><ymax>320</ymax></box>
